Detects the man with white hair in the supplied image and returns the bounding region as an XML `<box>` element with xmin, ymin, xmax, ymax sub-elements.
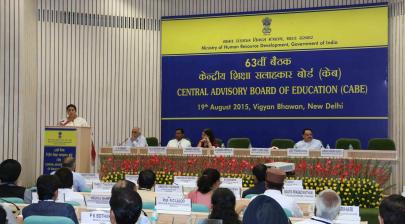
<box><xmin>125</xmin><ymin>127</ymin><xmax>148</xmax><ymax>147</ymax></box>
<box><xmin>296</xmin><ymin>189</ymin><xmax>341</xmax><ymax>224</ymax></box>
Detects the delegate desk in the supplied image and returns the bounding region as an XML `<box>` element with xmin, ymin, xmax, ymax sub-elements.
<box><xmin>6</xmin><ymin>202</ymin><xmax>368</xmax><ymax>224</ymax></box>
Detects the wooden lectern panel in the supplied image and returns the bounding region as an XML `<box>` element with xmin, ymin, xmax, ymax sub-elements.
<box><xmin>75</xmin><ymin>127</ymin><xmax>91</xmax><ymax>173</ymax></box>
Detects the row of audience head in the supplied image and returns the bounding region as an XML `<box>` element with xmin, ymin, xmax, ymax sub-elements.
<box><xmin>0</xmin><ymin>159</ymin><xmax>22</xmax><ymax>184</ymax></box>
<box><xmin>1</xmin><ymin>158</ymin><xmax>405</xmax><ymax>224</ymax></box>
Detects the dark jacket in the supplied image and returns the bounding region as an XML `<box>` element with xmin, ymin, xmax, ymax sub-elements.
<box><xmin>242</xmin><ymin>181</ymin><xmax>266</xmax><ymax>198</ymax></box>
<box><xmin>22</xmin><ymin>201</ymin><xmax>79</xmax><ymax>224</ymax></box>
<box><xmin>0</xmin><ymin>183</ymin><xmax>26</xmax><ymax>199</ymax></box>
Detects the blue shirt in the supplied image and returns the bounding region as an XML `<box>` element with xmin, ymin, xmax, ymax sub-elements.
<box><xmin>242</xmin><ymin>181</ymin><xmax>266</xmax><ymax>198</ymax></box>
<box><xmin>72</xmin><ymin>172</ymin><xmax>87</xmax><ymax>192</ymax></box>
<box><xmin>22</xmin><ymin>201</ymin><xmax>79</xmax><ymax>224</ymax></box>
<box><xmin>50</xmin><ymin>171</ymin><xmax>87</xmax><ymax>192</ymax></box>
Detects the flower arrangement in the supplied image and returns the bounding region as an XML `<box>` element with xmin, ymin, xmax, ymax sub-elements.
<box><xmin>100</xmin><ymin>155</ymin><xmax>392</xmax><ymax>186</ymax></box>
<box><xmin>99</xmin><ymin>154</ymin><xmax>390</xmax><ymax>208</ymax></box>
<box><xmin>101</xmin><ymin>170</ymin><xmax>383</xmax><ymax>208</ymax></box>
<box><xmin>291</xmin><ymin>176</ymin><xmax>384</xmax><ymax>208</ymax></box>
<box><xmin>101</xmin><ymin>170</ymin><xmax>255</xmax><ymax>187</ymax></box>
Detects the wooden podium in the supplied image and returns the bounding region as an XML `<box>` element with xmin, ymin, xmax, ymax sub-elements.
<box><xmin>43</xmin><ymin>126</ymin><xmax>91</xmax><ymax>174</ymax></box>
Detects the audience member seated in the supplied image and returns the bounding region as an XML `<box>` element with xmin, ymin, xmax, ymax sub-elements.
<box><xmin>296</xmin><ymin>189</ymin><xmax>341</xmax><ymax>224</ymax></box>
<box><xmin>243</xmin><ymin>195</ymin><xmax>290</xmax><ymax>224</ymax></box>
<box><xmin>262</xmin><ymin>167</ymin><xmax>303</xmax><ymax>217</ymax></box>
<box><xmin>294</xmin><ymin>128</ymin><xmax>323</xmax><ymax>150</ymax></box>
<box><xmin>167</xmin><ymin>128</ymin><xmax>192</xmax><ymax>148</ymax></box>
<box><xmin>111</xmin><ymin>180</ymin><xmax>149</xmax><ymax>224</ymax></box>
<box><xmin>242</xmin><ymin>164</ymin><xmax>267</xmax><ymax>198</ymax></box>
<box><xmin>112</xmin><ymin>180</ymin><xmax>137</xmax><ymax>196</ymax></box>
<box><xmin>22</xmin><ymin>175</ymin><xmax>79</xmax><ymax>224</ymax></box>
<box><xmin>187</xmin><ymin>168</ymin><xmax>220</xmax><ymax>208</ymax></box>
<box><xmin>60</xmin><ymin>157</ymin><xmax>87</xmax><ymax>192</ymax></box>
<box><xmin>207</xmin><ymin>188</ymin><xmax>242</xmax><ymax>224</ymax></box>
<box><xmin>197</xmin><ymin>128</ymin><xmax>219</xmax><ymax>148</ymax></box>
<box><xmin>379</xmin><ymin>194</ymin><xmax>405</xmax><ymax>224</ymax></box>
<box><xmin>54</xmin><ymin>168</ymin><xmax>85</xmax><ymax>206</ymax></box>
<box><xmin>0</xmin><ymin>159</ymin><xmax>26</xmax><ymax>200</ymax></box>
<box><xmin>109</xmin><ymin>187</ymin><xmax>143</xmax><ymax>224</ymax></box>
<box><xmin>137</xmin><ymin>170</ymin><xmax>156</xmax><ymax>202</ymax></box>
<box><xmin>0</xmin><ymin>204</ymin><xmax>17</xmax><ymax>224</ymax></box>
<box><xmin>0</xmin><ymin>205</ymin><xmax>6</xmax><ymax>224</ymax></box>
<box><xmin>126</xmin><ymin>127</ymin><xmax>148</xmax><ymax>147</ymax></box>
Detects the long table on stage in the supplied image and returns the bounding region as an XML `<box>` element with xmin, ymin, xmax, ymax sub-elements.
<box><xmin>99</xmin><ymin>147</ymin><xmax>397</xmax><ymax>159</ymax></box>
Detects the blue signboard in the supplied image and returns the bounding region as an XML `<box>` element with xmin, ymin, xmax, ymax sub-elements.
<box><xmin>43</xmin><ymin>146</ymin><xmax>76</xmax><ymax>174</ymax></box>
<box><xmin>161</xmin><ymin>4</ymin><xmax>388</xmax><ymax>148</ymax></box>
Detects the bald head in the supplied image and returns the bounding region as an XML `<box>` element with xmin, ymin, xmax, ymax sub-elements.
<box><xmin>112</xmin><ymin>180</ymin><xmax>137</xmax><ymax>196</ymax></box>
<box><xmin>62</xmin><ymin>157</ymin><xmax>76</xmax><ymax>171</ymax></box>
<box><xmin>315</xmin><ymin>189</ymin><xmax>341</xmax><ymax>220</ymax></box>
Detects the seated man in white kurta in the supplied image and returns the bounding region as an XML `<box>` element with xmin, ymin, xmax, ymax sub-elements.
<box><xmin>167</xmin><ymin>128</ymin><xmax>191</xmax><ymax>148</ymax></box>
<box><xmin>125</xmin><ymin>127</ymin><xmax>148</xmax><ymax>147</ymax></box>
<box><xmin>294</xmin><ymin>128</ymin><xmax>323</xmax><ymax>150</ymax></box>
<box><xmin>262</xmin><ymin>168</ymin><xmax>303</xmax><ymax>217</ymax></box>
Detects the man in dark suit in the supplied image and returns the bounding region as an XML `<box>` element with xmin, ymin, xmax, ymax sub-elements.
<box><xmin>242</xmin><ymin>164</ymin><xmax>267</xmax><ymax>198</ymax></box>
<box><xmin>22</xmin><ymin>175</ymin><xmax>79</xmax><ymax>224</ymax></box>
<box><xmin>0</xmin><ymin>159</ymin><xmax>26</xmax><ymax>200</ymax></box>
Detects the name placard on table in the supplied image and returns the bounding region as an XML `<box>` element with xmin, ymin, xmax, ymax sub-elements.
<box><xmin>250</xmin><ymin>147</ymin><xmax>271</xmax><ymax>156</ymax></box>
<box><xmin>92</xmin><ymin>182</ymin><xmax>115</xmax><ymax>194</ymax></box>
<box><xmin>81</xmin><ymin>211</ymin><xmax>110</xmax><ymax>224</ymax></box>
<box><xmin>148</xmin><ymin>147</ymin><xmax>167</xmax><ymax>155</ymax></box>
<box><xmin>155</xmin><ymin>184</ymin><xmax>183</xmax><ymax>196</ymax></box>
<box><xmin>60</xmin><ymin>189</ymin><xmax>86</xmax><ymax>206</ymax></box>
<box><xmin>339</xmin><ymin>206</ymin><xmax>360</xmax><ymax>216</ymax></box>
<box><xmin>222</xmin><ymin>186</ymin><xmax>241</xmax><ymax>200</ymax></box>
<box><xmin>80</xmin><ymin>173</ymin><xmax>100</xmax><ymax>183</ymax></box>
<box><xmin>32</xmin><ymin>192</ymin><xmax>64</xmax><ymax>204</ymax></box>
<box><xmin>112</xmin><ymin>146</ymin><xmax>131</xmax><ymax>154</ymax></box>
<box><xmin>80</xmin><ymin>173</ymin><xmax>100</xmax><ymax>189</ymax></box>
<box><xmin>183</xmin><ymin>147</ymin><xmax>203</xmax><ymax>155</ymax></box>
<box><xmin>321</xmin><ymin>148</ymin><xmax>344</xmax><ymax>157</ymax></box>
<box><xmin>265</xmin><ymin>162</ymin><xmax>295</xmax><ymax>173</ymax></box>
<box><xmin>214</xmin><ymin>148</ymin><xmax>234</xmax><ymax>156</ymax></box>
<box><xmin>174</xmin><ymin>176</ymin><xmax>198</xmax><ymax>188</ymax></box>
<box><xmin>287</xmin><ymin>148</ymin><xmax>309</xmax><ymax>157</ymax></box>
<box><xmin>155</xmin><ymin>196</ymin><xmax>192</xmax><ymax>214</ymax></box>
<box><xmin>220</xmin><ymin>178</ymin><xmax>243</xmax><ymax>188</ymax></box>
<box><xmin>336</xmin><ymin>206</ymin><xmax>361</xmax><ymax>223</ymax></box>
<box><xmin>284</xmin><ymin>179</ymin><xmax>303</xmax><ymax>189</ymax></box>
<box><xmin>125</xmin><ymin>175</ymin><xmax>139</xmax><ymax>184</ymax></box>
<box><xmin>85</xmin><ymin>195</ymin><xmax>111</xmax><ymax>208</ymax></box>
<box><xmin>32</xmin><ymin>190</ymin><xmax>67</xmax><ymax>204</ymax></box>
<box><xmin>282</xmin><ymin>189</ymin><xmax>315</xmax><ymax>203</ymax></box>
